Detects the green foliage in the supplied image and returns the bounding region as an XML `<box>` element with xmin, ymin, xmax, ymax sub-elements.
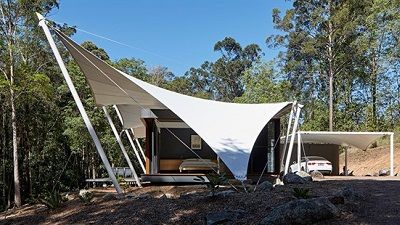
<box><xmin>185</xmin><ymin>37</ymin><xmax>261</xmax><ymax>101</ymax></box>
<box><xmin>267</xmin><ymin>0</ymin><xmax>400</xmax><ymax>132</ymax></box>
<box><xmin>234</xmin><ymin>61</ymin><xmax>291</xmax><ymax>104</ymax></box>
<box><xmin>292</xmin><ymin>187</ymin><xmax>310</xmax><ymax>199</ymax></box>
<box><xmin>196</xmin><ymin>172</ymin><xmax>229</xmax><ymax>196</ymax></box>
<box><xmin>116</xmin><ymin>177</ymin><xmax>130</xmax><ymax>191</ymax></box>
<box><xmin>39</xmin><ymin>191</ymin><xmax>64</xmax><ymax>210</ymax></box>
<box><xmin>81</xmin><ymin>41</ymin><xmax>110</xmax><ymax>61</ymax></box>
<box><xmin>114</xmin><ymin>58</ymin><xmax>148</xmax><ymax>81</ymax></box>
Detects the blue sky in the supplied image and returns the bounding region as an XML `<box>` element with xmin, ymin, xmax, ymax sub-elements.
<box><xmin>49</xmin><ymin>1</ymin><xmax>292</xmax><ymax>75</ymax></box>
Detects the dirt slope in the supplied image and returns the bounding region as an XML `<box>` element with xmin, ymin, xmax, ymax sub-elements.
<box><xmin>339</xmin><ymin>143</ymin><xmax>400</xmax><ymax>176</ymax></box>
<box><xmin>2</xmin><ymin>178</ymin><xmax>400</xmax><ymax>225</ymax></box>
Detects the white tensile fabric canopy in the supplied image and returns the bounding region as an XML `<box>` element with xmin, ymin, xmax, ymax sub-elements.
<box><xmin>291</xmin><ymin>131</ymin><xmax>392</xmax><ymax>150</ymax></box>
<box><xmin>54</xmin><ymin>30</ymin><xmax>292</xmax><ymax>180</ymax></box>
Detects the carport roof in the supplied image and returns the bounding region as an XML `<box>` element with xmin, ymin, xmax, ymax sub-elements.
<box><xmin>288</xmin><ymin>131</ymin><xmax>394</xmax><ymax>150</ymax></box>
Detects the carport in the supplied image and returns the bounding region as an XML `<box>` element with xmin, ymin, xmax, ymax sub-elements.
<box><xmin>287</xmin><ymin>131</ymin><xmax>395</xmax><ymax>176</ymax></box>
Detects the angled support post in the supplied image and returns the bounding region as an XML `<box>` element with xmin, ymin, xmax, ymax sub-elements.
<box><xmin>284</xmin><ymin>103</ymin><xmax>302</xmax><ymax>175</ymax></box>
<box><xmin>131</xmin><ymin>128</ymin><xmax>146</xmax><ymax>160</ymax></box>
<box><xmin>113</xmin><ymin>105</ymin><xmax>146</xmax><ymax>173</ymax></box>
<box><xmin>297</xmin><ymin>129</ymin><xmax>301</xmax><ymax>172</ymax></box>
<box><xmin>390</xmin><ymin>133</ymin><xmax>394</xmax><ymax>176</ymax></box>
<box><xmin>344</xmin><ymin>147</ymin><xmax>348</xmax><ymax>176</ymax></box>
<box><xmin>280</xmin><ymin>101</ymin><xmax>296</xmax><ymax>172</ymax></box>
<box><xmin>36</xmin><ymin>13</ymin><xmax>122</xmax><ymax>193</ymax></box>
<box><xmin>103</xmin><ymin>106</ymin><xmax>142</xmax><ymax>187</ymax></box>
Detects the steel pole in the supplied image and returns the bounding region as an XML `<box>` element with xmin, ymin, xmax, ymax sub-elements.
<box><xmin>284</xmin><ymin>104</ymin><xmax>302</xmax><ymax>175</ymax></box>
<box><xmin>103</xmin><ymin>106</ymin><xmax>142</xmax><ymax>187</ymax></box>
<box><xmin>36</xmin><ymin>13</ymin><xmax>122</xmax><ymax>193</ymax></box>
<box><xmin>113</xmin><ymin>106</ymin><xmax>146</xmax><ymax>173</ymax></box>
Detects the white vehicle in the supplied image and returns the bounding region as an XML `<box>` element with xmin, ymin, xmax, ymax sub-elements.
<box><xmin>289</xmin><ymin>156</ymin><xmax>332</xmax><ymax>174</ymax></box>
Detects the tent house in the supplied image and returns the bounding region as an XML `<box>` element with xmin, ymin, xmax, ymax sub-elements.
<box><xmin>141</xmin><ymin>110</ymin><xmax>284</xmax><ymax>182</ymax></box>
<box><xmin>36</xmin><ymin>14</ymin><xmax>395</xmax><ymax>193</ymax></box>
<box><xmin>37</xmin><ymin>14</ymin><xmax>296</xmax><ymax>191</ymax></box>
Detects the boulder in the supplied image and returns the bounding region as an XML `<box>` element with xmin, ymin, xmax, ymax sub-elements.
<box><xmin>102</xmin><ymin>193</ymin><xmax>117</xmax><ymax>201</ymax></box>
<box><xmin>125</xmin><ymin>193</ymin><xmax>137</xmax><ymax>198</ymax></box>
<box><xmin>340</xmin><ymin>186</ymin><xmax>364</xmax><ymax>201</ymax></box>
<box><xmin>136</xmin><ymin>193</ymin><xmax>152</xmax><ymax>199</ymax></box>
<box><xmin>273</xmin><ymin>178</ymin><xmax>284</xmax><ymax>186</ymax></box>
<box><xmin>209</xmin><ymin>190</ymin><xmax>235</xmax><ymax>197</ymax></box>
<box><xmin>295</xmin><ymin>171</ymin><xmax>313</xmax><ymax>182</ymax></box>
<box><xmin>283</xmin><ymin>173</ymin><xmax>306</xmax><ymax>184</ymax></box>
<box><xmin>257</xmin><ymin>181</ymin><xmax>274</xmax><ymax>192</ymax></box>
<box><xmin>328</xmin><ymin>195</ymin><xmax>345</xmax><ymax>205</ymax></box>
<box><xmin>204</xmin><ymin>209</ymin><xmax>245</xmax><ymax>225</ymax></box>
<box><xmin>260</xmin><ymin>197</ymin><xmax>339</xmax><ymax>225</ymax></box>
<box><xmin>310</xmin><ymin>171</ymin><xmax>324</xmax><ymax>179</ymax></box>
<box><xmin>379</xmin><ymin>168</ymin><xmax>390</xmax><ymax>176</ymax></box>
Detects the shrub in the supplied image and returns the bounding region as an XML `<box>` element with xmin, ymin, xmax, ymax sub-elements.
<box><xmin>195</xmin><ymin>172</ymin><xmax>229</xmax><ymax>196</ymax></box>
<box><xmin>39</xmin><ymin>191</ymin><xmax>64</xmax><ymax>209</ymax></box>
<box><xmin>293</xmin><ymin>187</ymin><xmax>310</xmax><ymax>199</ymax></box>
<box><xmin>78</xmin><ymin>189</ymin><xmax>94</xmax><ymax>204</ymax></box>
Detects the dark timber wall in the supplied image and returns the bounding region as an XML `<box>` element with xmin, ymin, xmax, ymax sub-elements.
<box><xmin>158</xmin><ymin>128</ymin><xmax>217</xmax><ymax>159</ymax></box>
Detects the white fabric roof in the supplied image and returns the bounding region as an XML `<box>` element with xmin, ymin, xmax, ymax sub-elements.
<box><xmin>55</xmin><ymin>30</ymin><xmax>292</xmax><ymax>180</ymax></box>
<box><xmin>291</xmin><ymin>131</ymin><xmax>393</xmax><ymax>150</ymax></box>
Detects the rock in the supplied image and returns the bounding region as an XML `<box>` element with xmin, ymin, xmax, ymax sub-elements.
<box><xmin>257</xmin><ymin>181</ymin><xmax>274</xmax><ymax>191</ymax></box>
<box><xmin>310</xmin><ymin>171</ymin><xmax>324</xmax><ymax>179</ymax></box>
<box><xmin>245</xmin><ymin>184</ymin><xmax>255</xmax><ymax>192</ymax></box>
<box><xmin>163</xmin><ymin>193</ymin><xmax>175</xmax><ymax>199</ymax></box>
<box><xmin>210</xmin><ymin>190</ymin><xmax>235</xmax><ymax>197</ymax></box>
<box><xmin>328</xmin><ymin>195</ymin><xmax>345</xmax><ymax>205</ymax></box>
<box><xmin>204</xmin><ymin>209</ymin><xmax>245</xmax><ymax>225</ymax></box>
<box><xmin>102</xmin><ymin>193</ymin><xmax>117</xmax><ymax>201</ymax></box>
<box><xmin>379</xmin><ymin>168</ymin><xmax>390</xmax><ymax>176</ymax></box>
<box><xmin>136</xmin><ymin>193</ymin><xmax>152</xmax><ymax>199</ymax></box>
<box><xmin>283</xmin><ymin>173</ymin><xmax>306</xmax><ymax>184</ymax></box>
<box><xmin>125</xmin><ymin>193</ymin><xmax>137</xmax><ymax>198</ymax></box>
<box><xmin>295</xmin><ymin>171</ymin><xmax>313</xmax><ymax>182</ymax></box>
<box><xmin>273</xmin><ymin>178</ymin><xmax>284</xmax><ymax>186</ymax></box>
<box><xmin>340</xmin><ymin>186</ymin><xmax>364</xmax><ymax>201</ymax></box>
<box><xmin>179</xmin><ymin>192</ymin><xmax>198</xmax><ymax>199</ymax></box>
<box><xmin>260</xmin><ymin>197</ymin><xmax>339</xmax><ymax>225</ymax></box>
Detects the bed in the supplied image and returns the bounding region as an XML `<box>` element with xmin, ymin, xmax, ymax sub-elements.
<box><xmin>179</xmin><ymin>158</ymin><xmax>219</xmax><ymax>172</ymax></box>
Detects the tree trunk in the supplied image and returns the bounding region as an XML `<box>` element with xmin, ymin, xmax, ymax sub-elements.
<box><xmin>328</xmin><ymin>19</ymin><xmax>334</xmax><ymax>132</ymax></box>
<box><xmin>1</xmin><ymin>95</ymin><xmax>6</xmax><ymax>209</ymax></box>
<box><xmin>9</xmin><ymin>43</ymin><xmax>21</xmax><ymax>207</ymax></box>
<box><xmin>371</xmin><ymin>56</ymin><xmax>378</xmax><ymax>130</ymax></box>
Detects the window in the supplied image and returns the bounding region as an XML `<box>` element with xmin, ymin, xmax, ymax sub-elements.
<box><xmin>191</xmin><ymin>135</ymin><xmax>202</xmax><ymax>149</ymax></box>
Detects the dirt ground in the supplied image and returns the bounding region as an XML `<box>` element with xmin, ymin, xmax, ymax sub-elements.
<box><xmin>1</xmin><ymin>176</ymin><xmax>400</xmax><ymax>225</ymax></box>
<box><xmin>339</xmin><ymin>143</ymin><xmax>400</xmax><ymax>176</ymax></box>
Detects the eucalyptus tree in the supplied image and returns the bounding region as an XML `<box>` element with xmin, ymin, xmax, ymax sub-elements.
<box><xmin>267</xmin><ymin>0</ymin><xmax>368</xmax><ymax>131</ymax></box>
<box><xmin>186</xmin><ymin>37</ymin><xmax>262</xmax><ymax>101</ymax></box>
<box><xmin>0</xmin><ymin>0</ymin><xmax>61</xmax><ymax>207</ymax></box>
<box><xmin>354</xmin><ymin>0</ymin><xmax>400</xmax><ymax>130</ymax></box>
<box><xmin>234</xmin><ymin>61</ymin><xmax>291</xmax><ymax>104</ymax></box>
